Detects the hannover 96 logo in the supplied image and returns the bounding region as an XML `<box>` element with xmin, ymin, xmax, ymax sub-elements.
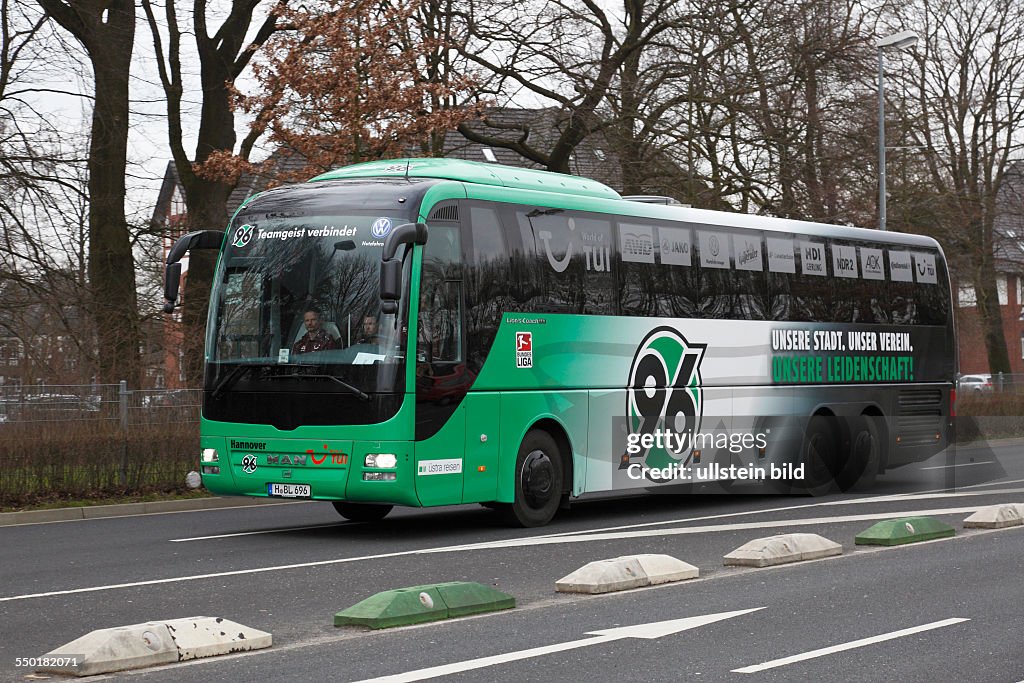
<box><xmin>624</xmin><ymin>327</ymin><xmax>706</xmax><ymax>470</ymax></box>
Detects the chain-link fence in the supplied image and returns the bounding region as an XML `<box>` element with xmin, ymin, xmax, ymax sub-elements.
<box><xmin>0</xmin><ymin>384</ymin><xmax>201</xmax><ymax>507</ymax></box>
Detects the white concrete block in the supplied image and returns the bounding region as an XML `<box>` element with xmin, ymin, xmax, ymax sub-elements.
<box><xmin>630</xmin><ymin>554</ymin><xmax>699</xmax><ymax>584</ymax></box>
<box><xmin>165</xmin><ymin>616</ymin><xmax>272</xmax><ymax>660</ymax></box>
<box><xmin>36</xmin><ymin>617</ymin><xmax>272</xmax><ymax>677</ymax></box>
<box><xmin>724</xmin><ymin>533</ymin><xmax>842</xmax><ymax>567</ymax></box>
<box><xmin>964</xmin><ymin>504</ymin><xmax>1024</xmax><ymax>529</ymax></box>
<box><xmin>37</xmin><ymin>622</ymin><xmax>178</xmax><ymax>676</ymax></box>
<box><xmin>556</xmin><ymin>556</ymin><xmax>649</xmax><ymax>594</ymax></box>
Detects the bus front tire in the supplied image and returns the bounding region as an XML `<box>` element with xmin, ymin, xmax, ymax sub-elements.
<box><xmin>332</xmin><ymin>501</ymin><xmax>393</xmax><ymax>522</ymax></box>
<box><xmin>795</xmin><ymin>415</ymin><xmax>840</xmax><ymax>495</ymax></box>
<box><xmin>499</xmin><ymin>430</ymin><xmax>564</xmax><ymax>528</ymax></box>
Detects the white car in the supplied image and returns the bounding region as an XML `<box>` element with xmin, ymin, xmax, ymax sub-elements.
<box><xmin>958</xmin><ymin>374</ymin><xmax>994</xmax><ymax>393</ymax></box>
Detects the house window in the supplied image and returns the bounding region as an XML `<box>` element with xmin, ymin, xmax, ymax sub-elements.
<box><xmin>958</xmin><ymin>283</ymin><xmax>976</xmax><ymax>307</ymax></box>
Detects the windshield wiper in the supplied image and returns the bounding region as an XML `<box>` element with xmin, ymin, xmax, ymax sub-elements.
<box><xmin>210</xmin><ymin>363</ymin><xmax>252</xmax><ymax>399</ymax></box>
<box><xmin>267</xmin><ymin>368</ymin><xmax>370</xmax><ymax>401</ymax></box>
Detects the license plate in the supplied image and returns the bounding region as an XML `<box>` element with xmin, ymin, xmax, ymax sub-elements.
<box><xmin>268</xmin><ymin>483</ymin><xmax>311</xmax><ymax>498</ymax></box>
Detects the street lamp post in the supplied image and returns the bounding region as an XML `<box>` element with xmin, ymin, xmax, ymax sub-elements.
<box><xmin>877</xmin><ymin>30</ymin><xmax>918</xmax><ymax>231</ymax></box>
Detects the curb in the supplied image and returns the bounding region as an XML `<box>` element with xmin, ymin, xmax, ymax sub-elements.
<box><xmin>0</xmin><ymin>496</ymin><xmax>307</xmax><ymax>527</ymax></box>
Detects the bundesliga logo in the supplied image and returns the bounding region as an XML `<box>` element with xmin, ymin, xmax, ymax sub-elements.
<box><xmin>625</xmin><ymin>327</ymin><xmax>706</xmax><ymax>470</ymax></box>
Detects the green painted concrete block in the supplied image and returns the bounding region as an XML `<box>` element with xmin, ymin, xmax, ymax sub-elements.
<box><xmin>334</xmin><ymin>585</ymin><xmax>448</xmax><ymax>629</ymax></box>
<box><xmin>434</xmin><ymin>581</ymin><xmax>516</xmax><ymax>618</ymax></box>
<box><xmin>855</xmin><ymin>516</ymin><xmax>956</xmax><ymax>546</ymax></box>
<box><xmin>334</xmin><ymin>582</ymin><xmax>515</xmax><ymax>629</ymax></box>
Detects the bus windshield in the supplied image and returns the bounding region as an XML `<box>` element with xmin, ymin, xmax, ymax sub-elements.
<box><xmin>207</xmin><ymin>211</ymin><xmax>411</xmax><ymax>398</ymax></box>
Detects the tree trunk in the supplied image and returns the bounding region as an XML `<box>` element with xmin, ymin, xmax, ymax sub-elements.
<box><xmin>37</xmin><ymin>0</ymin><xmax>140</xmax><ymax>386</ymax></box>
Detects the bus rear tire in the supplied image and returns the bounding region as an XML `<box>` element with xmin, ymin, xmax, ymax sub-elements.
<box><xmin>837</xmin><ymin>415</ymin><xmax>881</xmax><ymax>492</ymax></box>
<box><xmin>498</xmin><ymin>430</ymin><xmax>563</xmax><ymax>527</ymax></box>
<box><xmin>332</xmin><ymin>502</ymin><xmax>392</xmax><ymax>522</ymax></box>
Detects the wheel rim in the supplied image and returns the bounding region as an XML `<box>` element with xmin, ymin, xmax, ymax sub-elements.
<box><xmin>521</xmin><ymin>449</ymin><xmax>555</xmax><ymax>508</ymax></box>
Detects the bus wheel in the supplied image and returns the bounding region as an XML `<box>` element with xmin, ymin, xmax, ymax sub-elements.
<box><xmin>499</xmin><ymin>430</ymin><xmax>563</xmax><ymax>527</ymax></box>
<box><xmin>836</xmin><ymin>415</ymin><xmax>881</xmax><ymax>492</ymax></box>
<box><xmin>797</xmin><ymin>415</ymin><xmax>840</xmax><ymax>495</ymax></box>
<box><xmin>332</xmin><ymin>502</ymin><xmax>392</xmax><ymax>522</ymax></box>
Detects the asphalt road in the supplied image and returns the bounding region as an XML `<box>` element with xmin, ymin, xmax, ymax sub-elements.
<box><xmin>1</xmin><ymin>438</ymin><xmax>1022</xmax><ymax>682</ymax></box>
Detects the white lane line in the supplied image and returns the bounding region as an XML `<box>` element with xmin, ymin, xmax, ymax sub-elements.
<box><xmin>417</xmin><ymin>505</ymin><xmax>986</xmax><ymax>552</ymax></box>
<box><xmin>170</xmin><ymin>523</ymin><xmax>344</xmax><ymax>542</ymax></box>
<box><xmin>353</xmin><ymin>609</ymin><xmax>764</xmax><ymax>683</ymax></box>
<box><xmin>920</xmin><ymin>461</ymin><xmax>996</xmax><ymax>470</ymax></box>
<box><xmin>1</xmin><ymin>503</ymin><xmax>993</xmax><ymax>603</ymax></box>
<box><xmin>732</xmin><ymin>618</ymin><xmax>970</xmax><ymax>673</ymax></box>
<box><xmin>169</xmin><ymin>500</ymin><xmax>828</xmax><ymax>542</ymax></box>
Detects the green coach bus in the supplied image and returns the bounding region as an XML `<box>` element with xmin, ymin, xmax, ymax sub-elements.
<box><xmin>164</xmin><ymin>158</ymin><xmax>954</xmax><ymax>527</ymax></box>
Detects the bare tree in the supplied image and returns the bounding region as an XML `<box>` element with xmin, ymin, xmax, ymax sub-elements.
<box><xmin>142</xmin><ymin>0</ymin><xmax>283</xmax><ymax>385</ymax></box>
<box><xmin>457</xmin><ymin>0</ymin><xmax>688</xmax><ymax>174</ymax></box>
<box><xmin>893</xmin><ymin>0</ymin><xmax>1024</xmax><ymax>374</ymax></box>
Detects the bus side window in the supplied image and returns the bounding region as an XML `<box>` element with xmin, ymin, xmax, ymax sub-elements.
<box><xmin>464</xmin><ymin>205</ymin><xmax>509</xmax><ymax>372</ymax></box>
<box><xmin>419</xmin><ymin>224</ymin><xmax>463</xmax><ymax>365</ymax></box>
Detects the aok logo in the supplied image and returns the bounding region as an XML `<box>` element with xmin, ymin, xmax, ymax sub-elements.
<box><xmin>625</xmin><ymin>328</ymin><xmax>706</xmax><ymax>469</ymax></box>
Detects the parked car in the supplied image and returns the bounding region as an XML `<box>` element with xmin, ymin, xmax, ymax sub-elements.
<box><xmin>958</xmin><ymin>374</ymin><xmax>994</xmax><ymax>393</ymax></box>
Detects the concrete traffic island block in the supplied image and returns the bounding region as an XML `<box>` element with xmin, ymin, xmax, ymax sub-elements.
<box><xmin>723</xmin><ymin>533</ymin><xmax>843</xmax><ymax>567</ymax></box>
<box><xmin>555</xmin><ymin>554</ymin><xmax>699</xmax><ymax>594</ymax></box>
<box><xmin>963</xmin><ymin>504</ymin><xmax>1024</xmax><ymax>529</ymax></box>
<box><xmin>855</xmin><ymin>516</ymin><xmax>956</xmax><ymax>546</ymax></box>
<box><xmin>35</xmin><ymin>617</ymin><xmax>271</xmax><ymax>677</ymax></box>
<box><xmin>334</xmin><ymin>581</ymin><xmax>515</xmax><ymax>629</ymax></box>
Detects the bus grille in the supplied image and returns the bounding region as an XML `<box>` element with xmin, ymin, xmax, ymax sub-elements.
<box><xmin>897</xmin><ymin>389</ymin><xmax>943</xmax><ymax>415</ymax></box>
<box><xmin>896</xmin><ymin>389</ymin><xmax>944</xmax><ymax>447</ymax></box>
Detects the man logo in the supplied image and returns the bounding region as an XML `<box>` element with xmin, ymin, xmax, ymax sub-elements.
<box><xmin>625</xmin><ymin>328</ymin><xmax>706</xmax><ymax>470</ymax></box>
<box><xmin>232</xmin><ymin>224</ymin><xmax>254</xmax><ymax>248</ymax></box>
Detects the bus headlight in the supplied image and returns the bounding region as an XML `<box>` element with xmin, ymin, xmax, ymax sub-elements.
<box><xmin>363</xmin><ymin>472</ymin><xmax>397</xmax><ymax>481</ymax></box>
<box><xmin>202</xmin><ymin>448</ymin><xmax>219</xmax><ymax>462</ymax></box>
<box><xmin>365</xmin><ymin>453</ymin><xmax>397</xmax><ymax>468</ymax></box>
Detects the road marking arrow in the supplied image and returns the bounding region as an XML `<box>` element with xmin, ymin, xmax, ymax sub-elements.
<box><xmin>350</xmin><ymin>608</ymin><xmax>764</xmax><ymax>683</ymax></box>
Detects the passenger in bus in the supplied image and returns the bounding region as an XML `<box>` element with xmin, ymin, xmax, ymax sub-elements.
<box><xmin>292</xmin><ymin>309</ymin><xmax>339</xmax><ymax>354</ymax></box>
<box><xmin>356</xmin><ymin>314</ymin><xmax>383</xmax><ymax>346</ymax></box>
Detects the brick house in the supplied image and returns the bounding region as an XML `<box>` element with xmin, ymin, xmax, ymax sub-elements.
<box><xmin>953</xmin><ymin>159</ymin><xmax>1024</xmax><ymax>374</ymax></box>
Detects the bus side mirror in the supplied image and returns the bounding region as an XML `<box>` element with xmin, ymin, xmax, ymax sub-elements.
<box><xmin>380</xmin><ymin>259</ymin><xmax>403</xmax><ymax>301</ymax></box>
<box><xmin>163</xmin><ymin>229</ymin><xmax>224</xmax><ymax>313</ymax></box>
<box><xmin>164</xmin><ymin>262</ymin><xmax>183</xmax><ymax>313</ymax></box>
<box><xmin>379</xmin><ymin>222</ymin><xmax>427</xmax><ymax>314</ymax></box>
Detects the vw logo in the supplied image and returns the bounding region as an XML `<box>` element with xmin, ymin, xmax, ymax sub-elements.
<box><xmin>371</xmin><ymin>217</ymin><xmax>393</xmax><ymax>239</ymax></box>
